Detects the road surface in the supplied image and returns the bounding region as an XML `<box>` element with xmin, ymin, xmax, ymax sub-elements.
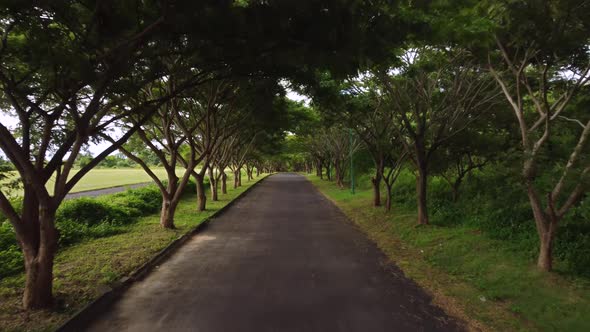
<box><xmin>65</xmin><ymin>183</ymin><xmax>151</xmax><ymax>200</ymax></box>
<box><xmin>81</xmin><ymin>173</ymin><xmax>461</xmax><ymax>332</ymax></box>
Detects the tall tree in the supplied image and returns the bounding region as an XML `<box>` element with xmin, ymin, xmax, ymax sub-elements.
<box><xmin>0</xmin><ymin>2</ymin><xmax>173</xmax><ymax>309</ymax></box>
<box><xmin>376</xmin><ymin>48</ymin><xmax>500</xmax><ymax>225</ymax></box>
<box><xmin>485</xmin><ymin>0</ymin><xmax>590</xmax><ymax>271</ymax></box>
<box><xmin>105</xmin><ymin>76</ymin><xmax>211</xmax><ymax>229</ymax></box>
<box><xmin>349</xmin><ymin>97</ymin><xmax>407</xmax><ymax>211</ymax></box>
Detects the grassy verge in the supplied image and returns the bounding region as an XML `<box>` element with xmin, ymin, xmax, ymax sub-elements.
<box><xmin>305</xmin><ymin>174</ymin><xmax>590</xmax><ymax>332</ymax></box>
<box><xmin>0</xmin><ymin>174</ymin><xmax>266</xmax><ymax>332</ymax></box>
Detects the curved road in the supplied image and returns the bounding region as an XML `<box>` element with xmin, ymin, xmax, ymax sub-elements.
<box><xmin>81</xmin><ymin>173</ymin><xmax>461</xmax><ymax>332</ymax></box>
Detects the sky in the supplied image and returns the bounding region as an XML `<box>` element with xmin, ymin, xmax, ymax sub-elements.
<box><xmin>0</xmin><ymin>89</ymin><xmax>309</xmax><ymax>158</ymax></box>
<box><xmin>286</xmin><ymin>89</ymin><xmax>310</xmax><ymax>105</ymax></box>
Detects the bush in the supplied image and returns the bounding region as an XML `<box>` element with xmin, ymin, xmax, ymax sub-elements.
<box><xmin>56</xmin><ymin>218</ymin><xmax>126</xmax><ymax>246</ymax></box>
<box><xmin>57</xmin><ymin>198</ymin><xmax>134</xmax><ymax>227</ymax></box>
<box><xmin>0</xmin><ymin>222</ymin><xmax>22</xmax><ymax>278</ymax></box>
<box><xmin>0</xmin><ymin>247</ymin><xmax>22</xmax><ymax>278</ymax></box>
<box><xmin>0</xmin><ymin>221</ymin><xmax>18</xmax><ymax>251</ymax></box>
<box><xmin>104</xmin><ymin>186</ymin><xmax>162</xmax><ymax>216</ymax></box>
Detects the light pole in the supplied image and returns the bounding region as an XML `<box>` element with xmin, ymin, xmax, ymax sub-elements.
<box><xmin>349</xmin><ymin>128</ymin><xmax>355</xmax><ymax>195</ymax></box>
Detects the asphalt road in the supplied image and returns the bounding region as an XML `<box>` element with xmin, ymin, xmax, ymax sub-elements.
<box><xmin>81</xmin><ymin>173</ymin><xmax>461</xmax><ymax>332</ymax></box>
<box><xmin>64</xmin><ymin>182</ymin><xmax>151</xmax><ymax>200</ymax></box>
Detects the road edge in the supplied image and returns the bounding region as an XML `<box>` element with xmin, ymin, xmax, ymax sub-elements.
<box><xmin>56</xmin><ymin>174</ymin><xmax>272</xmax><ymax>332</ymax></box>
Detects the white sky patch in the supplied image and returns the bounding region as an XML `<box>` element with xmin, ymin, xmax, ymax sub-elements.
<box><xmin>0</xmin><ymin>113</ymin><xmax>18</xmax><ymax>160</ymax></box>
<box><xmin>0</xmin><ymin>112</ymin><xmax>17</xmax><ymax>130</ymax></box>
<box><xmin>281</xmin><ymin>78</ymin><xmax>311</xmax><ymax>106</ymax></box>
<box><xmin>0</xmin><ymin>111</ymin><xmax>120</xmax><ymax>158</ymax></box>
<box><xmin>286</xmin><ymin>89</ymin><xmax>311</xmax><ymax>105</ymax></box>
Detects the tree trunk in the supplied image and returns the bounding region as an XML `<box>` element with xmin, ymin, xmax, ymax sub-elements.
<box><xmin>537</xmin><ymin>230</ymin><xmax>555</xmax><ymax>271</ymax></box>
<box><xmin>238</xmin><ymin>170</ymin><xmax>242</xmax><ymax>186</ymax></box>
<box><xmin>416</xmin><ymin>164</ymin><xmax>429</xmax><ymax>225</ymax></box>
<box><xmin>210</xmin><ymin>180</ymin><xmax>218</xmax><ymax>201</ymax></box>
<box><xmin>159</xmin><ymin>196</ymin><xmax>176</xmax><ymax>228</ymax></box>
<box><xmin>208</xmin><ymin>168</ymin><xmax>218</xmax><ymax>201</ymax></box>
<box><xmin>451</xmin><ymin>180</ymin><xmax>461</xmax><ymax>203</ymax></box>
<box><xmin>234</xmin><ymin>170</ymin><xmax>239</xmax><ymax>189</ymax></box>
<box><xmin>256</xmin><ymin>167</ymin><xmax>260</xmax><ymax>177</ymax></box>
<box><xmin>195</xmin><ymin>175</ymin><xmax>207</xmax><ymax>211</ymax></box>
<box><xmin>371</xmin><ymin>174</ymin><xmax>382</xmax><ymax>207</ymax></box>
<box><xmin>221</xmin><ymin>172</ymin><xmax>228</xmax><ymax>194</ymax></box>
<box><xmin>22</xmin><ymin>204</ymin><xmax>58</xmax><ymax>309</ymax></box>
<box><xmin>527</xmin><ymin>185</ymin><xmax>557</xmax><ymax>271</ymax></box>
<box><xmin>334</xmin><ymin>162</ymin><xmax>344</xmax><ymax>188</ymax></box>
<box><xmin>384</xmin><ymin>183</ymin><xmax>393</xmax><ymax>212</ymax></box>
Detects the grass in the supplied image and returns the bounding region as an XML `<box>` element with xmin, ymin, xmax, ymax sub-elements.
<box><xmin>0</xmin><ymin>174</ymin><xmax>266</xmax><ymax>332</ymax></box>
<box><xmin>3</xmin><ymin>167</ymin><xmax>187</xmax><ymax>196</ymax></box>
<box><xmin>305</xmin><ymin>174</ymin><xmax>590</xmax><ymax>332</ymax></box>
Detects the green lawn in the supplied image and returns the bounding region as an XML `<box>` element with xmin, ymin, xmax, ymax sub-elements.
<box><xmin>0</xmin><ymin>174</ymin><xmax>266</xmax><ymax>332</ymax></box>
<box><xmin>306</xmin><ymin>174</ymin><xmax>590</xmax><ymax>332</ymax></box>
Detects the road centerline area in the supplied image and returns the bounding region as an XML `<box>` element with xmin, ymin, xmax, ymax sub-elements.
<box><xmin>82</xmin><ymin>173</ymin><xmax>460</xmax><ymax>332</ymax></box>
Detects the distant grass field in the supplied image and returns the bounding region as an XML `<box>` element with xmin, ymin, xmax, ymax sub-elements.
<box><xmin>3</xmin><ymin>168</ymin><xmax>187</xmax><ymax>196</ymax></box>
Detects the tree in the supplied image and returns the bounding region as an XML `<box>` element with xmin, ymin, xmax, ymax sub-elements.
<box><xmin>485</xmin><ymin>0</ymin><xmax>590</xmax><ymax>271</ymax></box>
<box><xmin>349</xmin><ymin>96</ymin><xmax>407</xmax><ymax>211</ymax></box>
<box><xmin>376</xmin><ymin>48</ymin><xmax>500</xmax><ymax>225</ymax></box>
<box><xmin>335</xmin><ymin>77</ymin><xmax>408</xmax><ymax>210</ymax></box>
<box><xmin>182</xmin><ymin>80</ymin><xmax>244</xmax><ymax>212</ymax></box>
<box><xmin>105</xmin><ymin>76</ymin><xmax>211</xmax><ymax>229</ymax></box>
<box><xmin>209</xmin><ymin>136</ymin><xmax>237</xmax><ymax>199</ymax></box>
<box><xmin>0</xmin><ymin>2</ymin><xmax>172</xmax><ymax>309</ymax></box>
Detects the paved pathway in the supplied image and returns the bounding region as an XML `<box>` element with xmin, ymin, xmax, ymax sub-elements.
<box><xmin>65</xmin><ymin>183</ymin><xmax>150</xmax><ymax>200</ymax></box>
<box><xmin>81</xmin><ymin>173</ymin><xmax>461</xmax><ymax>332</ymax></box>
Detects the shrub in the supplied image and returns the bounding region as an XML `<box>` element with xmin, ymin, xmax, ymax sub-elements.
<box><xmin>56</xmin><ymin>218</ymin><xmax>126</xmax><ymax>246</ymax></box>
<box><xmin>0</xmin><ymin>221</ymin><xmax>18</xmax><ymax>251</ymax></box>
<box><xmin>0</xmin><ymin>222</ymin><xmax>22</xmax><ymax>278</ymax></box>
<box><xmin>104</xmin><ymin>186</ymin><xmax>162</xmax><ymax>215</ymax></box>
<box><xmin>57</xmin><ymin>198</ymin><xmax>134</xmax><ymax>227</ymax></box>
<box><xmin>0</xmin><ymin>247</ymin><xmax>22</xmax><ymax>278</ymax></box>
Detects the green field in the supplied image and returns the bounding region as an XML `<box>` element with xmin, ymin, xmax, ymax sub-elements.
<box><xmin>2</xmin><ymin>168</ymin><xmax>189</xmax><ymax>196</ymax></box>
